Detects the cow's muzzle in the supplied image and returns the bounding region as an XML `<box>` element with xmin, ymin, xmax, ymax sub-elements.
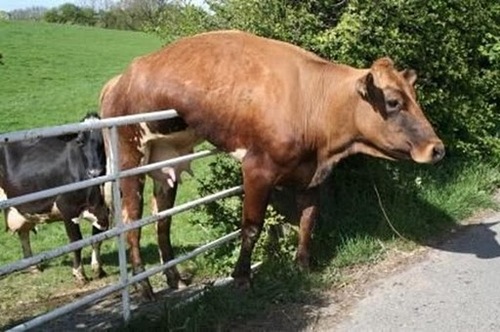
<box><xmin>431</xmin><ymin>142</ymin><xmax>445</xmax><ymax>163</ymax></box>
<box><xmin>411</xmin><ymin>140</ymin><xmax>445</xmax><ymax>164</ymax></box>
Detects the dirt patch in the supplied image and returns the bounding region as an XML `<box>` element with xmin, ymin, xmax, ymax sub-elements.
<box><xmin>4</xmin><ymin>281</ymin><xmax>205</xmax><ymax>331</ymax></box>
<box><xmin>1</xmin><ymin>277</ymin><xmax>116</xmax><ymax>330</ymax></box>
<box><xmin>310</xmin><ymin>247</ymin><xmax>429</xmax><ymax>331</ymax></box>
<box><xmin>228</xmin><ymin>246</ymin><xmax>430</xmax><ymax>332</ymax></box>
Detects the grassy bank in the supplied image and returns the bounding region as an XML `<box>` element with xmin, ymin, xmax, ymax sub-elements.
<box><xmin>120</xmin><ymin>155</ymin><xmax>500</xmax><ymax>331</ymax></box>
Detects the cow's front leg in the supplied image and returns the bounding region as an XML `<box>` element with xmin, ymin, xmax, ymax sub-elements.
<box><xmin>89</xmin><ymin>193</ymin><xmax>109</xmax><ymax>279</ymax></box>
<box><xmin>120</xmin><ymin>175</ymin><xmax>154</xmax><ymax>300</ymax></box>
<box><xmin>295</xmin><ymin>187</ymin><xmax>319</xmax><ymax>269</ymax></box>
<box><xmin>62</xmin><ymin>219</ymin><xmax>88</xmax><ymax>284</ymax></box>
<box><xmin>91</xmin><ymin>225</ymin><xmax>107</xmax><ymax>279</ymax></box>
<box><xmin>232</xmin><ymin>155</ymin><xmax>275</xmax><ymax>289</ymax></box>
<box><xmin>152</xmin><ymin>178</ymin><xmax>182</xmax><ymax>289</ymax></box>
<box><xmin>18</xmin><ymin>229</ymin><xmax>42</xmax><ymax>273</ymax></box>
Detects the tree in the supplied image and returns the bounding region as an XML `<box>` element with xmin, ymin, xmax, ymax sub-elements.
<box><xmin>145</xmin><ymin>1</ymin><xmax>213</xmax><ymax>43</ymax></box>
<box><xmin>43</xmin><ymin>3</ymin><xmax>97</xmax><ymax>26</ymax></box>
<box><xmin>8</xmin><ymin>6</ymin><xmax>48</xmax><ymax>20</ymax></box>
<box><xmin>206</xmin><ymin>0</ymin><xmax>347</xmax><ymax>49</ymax></box>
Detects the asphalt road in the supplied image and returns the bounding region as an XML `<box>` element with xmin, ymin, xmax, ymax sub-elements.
<box><xmin>335</xmin><ymin>212</ymin><xmax>500</xmax><ymax>332</ymax></box>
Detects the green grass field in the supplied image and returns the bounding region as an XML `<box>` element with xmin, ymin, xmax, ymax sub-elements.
<box><xmin>0</xmin><ymin>20</ymin><xmax>499</xmax><ymax>331</ymax></box>
<box><xmin>0</xmin><ymin>20</ymin><xmax>164</xmax><ymax>130</ymax></box>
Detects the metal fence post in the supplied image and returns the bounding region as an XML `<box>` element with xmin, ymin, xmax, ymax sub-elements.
<box><xmin>109</xmin><ymin>125</ymin><xmax>131</xmax><ymax>322</ymax></box>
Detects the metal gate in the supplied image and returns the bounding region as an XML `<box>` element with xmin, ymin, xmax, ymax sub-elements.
<box><xmin>0</xmin><ymin>110</ymin><xmax>244</xmax><ymax>331</ymax></box>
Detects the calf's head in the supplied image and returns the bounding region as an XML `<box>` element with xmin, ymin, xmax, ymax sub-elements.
<box><xmin>77</xmin><ymin>112</ymin><xmax>106</xmax><ymax>178</ymax></box>
<box><xmin>355</xmin><ymin>57</ymin><xmax>444</xmax><ymax>164</ymax></box>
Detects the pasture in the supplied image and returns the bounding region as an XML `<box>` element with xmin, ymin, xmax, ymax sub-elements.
<box><xmin>0</xmin><ymin>20</ymin><xmax>499</xmax><ymax>331</ymax></box>
<box><xmin>0</xmin><ymin>20</ymin><xmax>216</xmax><ymax>327</ymax></box>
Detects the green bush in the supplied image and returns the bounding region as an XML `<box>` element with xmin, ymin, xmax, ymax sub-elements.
<box><xmin>144</xmin><ymin>3</ymin><xmax>215</xmax><ymax>44</ymax></box>
<box><xmin>206</xmin><ymin>0</ymin><xmax>327</xmax><ymax>48</ymax></box>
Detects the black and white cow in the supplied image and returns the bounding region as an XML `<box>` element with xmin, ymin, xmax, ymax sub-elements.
<box><xmin>0</xmin><ymin>113</ymin><xmax>109</xmax><ymax>282</ymax></box>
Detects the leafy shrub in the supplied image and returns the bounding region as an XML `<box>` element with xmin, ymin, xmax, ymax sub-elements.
<box><xmin>144</xmin><ymin>3</ymin><xmax>216</xmax><ymax>44</ymax></box>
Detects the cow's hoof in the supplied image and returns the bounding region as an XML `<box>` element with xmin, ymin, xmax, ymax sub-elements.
<box><xmin>25</xmin><ymin>265</ymin><xmax>43</xmax><ymax>274</ymax></box>
<box><xmin>73</xmin><ymin>267</ymin><xmax>89</xmax><ymax>285</ymax></box>
<box><xmin>165</xmin><ymin>267</ymin><xmax>194</xmax><ymax>289</ymax></box>
<box><xmin>233</xmin><ymin>276</ymin><xmax>251</xmax><ymax>290</ymax></box>
<box><xmin>165</xmin><ymin>269</ymin><xmax>180</xmax><ymax>290</ymax></box>
<box><xmin>136</xmin><ymin>280</ymin><xmax>156</xmax><ymax>301</ymax></box>
<box><xmin>93</xmin><ymin>268</ymin><xmax>107</xmax><ymax>279</ymax></box>
<box><xmin>174</xmin><ymin>278</ymin><xmax>190</xmax><ymax>290</ymax></box>
<box><xmin>179</xmin><ymin>271</ymin><xmax>193</xmax><ymax>288</ymax></box>
<box><xmin>75</xmin><ymin>275</ymin><xmax>89</xmax><ymax>285</ymax></box>
<box><xmin>297</xmin><ymin>262</ymin><xmax>310</xmax><ymax>273</ymax></box>
<box><xmin>295</xmin><ymin>251</ymin><xmax>311</xmax><ymax>271</ymax></box>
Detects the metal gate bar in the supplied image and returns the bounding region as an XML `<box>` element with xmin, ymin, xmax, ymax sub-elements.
<box><xmin>0</xmin><ymin>110</ymin><xmax>246</xmax><ymax>331</ymax></box>
<box><xmin>0</xmin><ymin>150</ymin><xmax>218</xmax><ymax>210</ymax></box>
<box><xmin>8</xmin><ymin>230</ymin><xmax>242</xmax><ymax>332</ymax></box>
<box><xmin>109</xmin><ymin>125</ymin><xmax>131</xmax><ymax>321</ymax></box>
<box><xmin>0</xmin><ymin>186</ymin><xmax>243</xmax><ymax>277</ymax></box>
<box><xmin>0</xmin><ymin>110</ymin><xmax>179</xmax><ymax>144</ymax></box>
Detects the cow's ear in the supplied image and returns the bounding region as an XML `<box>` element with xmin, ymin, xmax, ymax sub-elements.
<box><xmin>356</xmin><ymin>73</ymin><xmax>374</xmax><ymax>100</ymax></box>
<box><xmin>401</xmin><ymin>69</ymin><xmax>417</xmax><ymax>86</ymax></box>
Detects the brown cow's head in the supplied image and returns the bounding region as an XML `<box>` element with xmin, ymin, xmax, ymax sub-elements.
<box><xmin>354</xmin><ymin>57</ymin><xmax>444</xmax><ymax>164</ymax></box>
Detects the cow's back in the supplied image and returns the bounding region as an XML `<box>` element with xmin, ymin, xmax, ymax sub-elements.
<box><xmin>0</xmin><ymin>137</ymin><xmax>97</xmax><ymax>215</ymax></box>
<box><xmin>1</xmin><ymin>140</ymin><xmax>75</xmax><ymax>194</ymax></box>
<box><xmin>106</xmin><ymin>31</ymin><xmax>328</xmax><ymax>156</ymax></box>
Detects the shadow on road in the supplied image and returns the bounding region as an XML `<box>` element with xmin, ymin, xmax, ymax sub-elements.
<box><xmin>428</xmin><ymin>221</ymin><xmax>500</xmax><ymax>259</ymax></box>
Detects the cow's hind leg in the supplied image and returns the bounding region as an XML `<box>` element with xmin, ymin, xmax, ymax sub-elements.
<box><xmin>152</xmin><ymin>178</ymin><xmax>183</xmax><ymax>289</ymax></box>
<box><xmin>62</xmin><ymin>219</ymin><xmax>88</xmax><ymax>284</ymax></box>
<box><xmin>232</xmin><ymin>155</ymin><xmax>275</xmax><ymax>288</ymax></box>
<box><xmin>91</xmin><ymin>226</ymin><xmax>107</xmax><ymax>279</ymax></box>
<box><xmin>120</xmin><ymin>175</ymin><xmax>155</xmax><ymax>300</ymax></box>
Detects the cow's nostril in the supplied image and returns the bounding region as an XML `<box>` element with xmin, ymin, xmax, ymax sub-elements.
<box><xmin>432</xmin><ymin>143</ymin><xmax>445</xmax><ymax>163</ymax></box>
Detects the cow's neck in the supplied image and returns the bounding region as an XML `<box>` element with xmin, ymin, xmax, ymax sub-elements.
<box><xmin>307</xmin><ymin>64</ymin><xmax>368</xmax><ymax>187</ymax></box>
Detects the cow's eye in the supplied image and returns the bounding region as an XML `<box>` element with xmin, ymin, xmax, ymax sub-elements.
<box><xmin>386</xmin><ymin>99</ymin><xmax>402</xmax><ymax>113</ymax></box>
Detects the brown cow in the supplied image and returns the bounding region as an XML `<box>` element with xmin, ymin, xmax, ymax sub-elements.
<box><xmin>100</xmin><ymin>30</ymin><xmax>444</xmax><ymax>299</ymax></box>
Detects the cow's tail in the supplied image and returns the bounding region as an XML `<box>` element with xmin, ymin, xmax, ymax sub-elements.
<box><xmin>99</xmin><ymin>74</ymin><xmax>125</xmax><ymax>224</ymax></box>
<box><xmin>0</xmin><ymin>187</ymin><xmax>8</xmax><ymax>233</ymax></box>
<box><xmin>103</xmin><ymin>169</ymin><xmax>113</xmax><ymax>213</ymax></box>
<box><xmin>3</xmin><ymin>209</ymin><xmax>7</xmax><ymax>233</ymax></box>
